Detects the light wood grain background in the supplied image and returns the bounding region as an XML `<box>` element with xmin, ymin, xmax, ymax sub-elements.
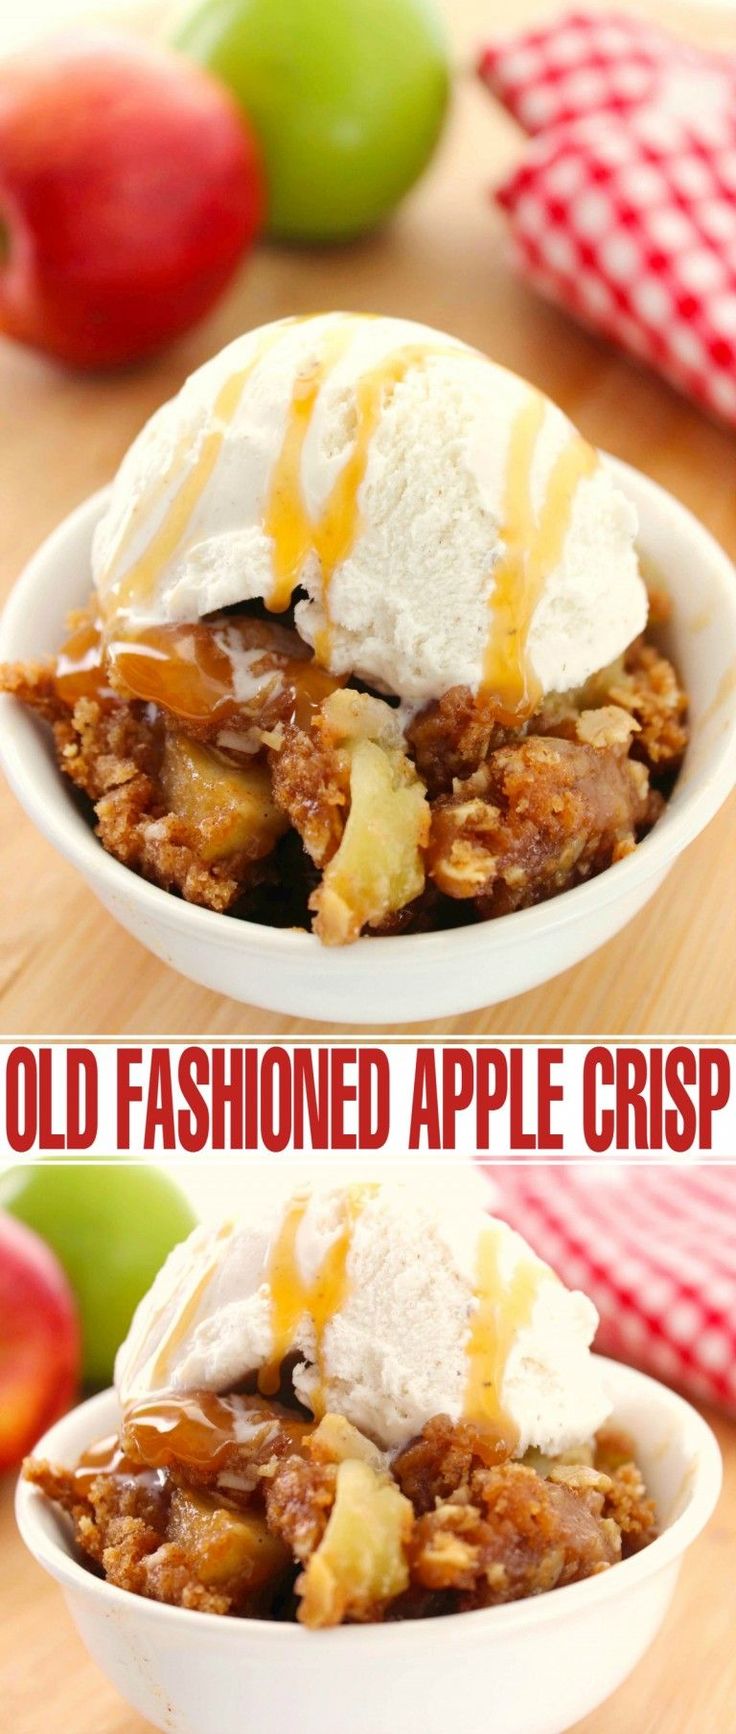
<box><xmin>3</xmin><ymin>1399</ymin><xmax>734</xmax><ymax>1734</ymax></box>
<box><xmin>2</xmin><ymin>0</ymin><xmax>736</xmax><ymax>1035</ymax></box>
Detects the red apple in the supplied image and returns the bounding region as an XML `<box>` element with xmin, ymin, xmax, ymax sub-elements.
<box><xmin>0</xmin><ymin>32</ymin><xmax>264</xmax><ymax>368</ymax></box>
<box><xmin>0</xmin><ymin>1212</ymin><xmax>81</xmax><ymax>1471</ymax></box>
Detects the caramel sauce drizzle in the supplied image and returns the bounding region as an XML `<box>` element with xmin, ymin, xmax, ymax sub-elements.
<box><xmin>264</xmin><ymin>320</ymin><xmax>357</xmax><ymax>613</ymax></box>
<box><xmin>103</xmin><ymin>368</ymin><xmax>253</xmax><ymax>626</ymax></box>
<box><xmin>484</xmin><ymin>393</ymin><xmax>598</xmax><ymax>718</ymax></box>
<box><xmin>72</xmin><ymin>1431</ymin><xmax>154</xmax><ymax>1494</ymax></box>
<box><xmin>258</xmin><ymin>1186</ymin><xmax>373</xmax><ymax>1411</ymax></box>
<box><xmin>94</xmin><ymin>315</ymin><xmax>418</xmax><ymax>709</ymax></box>
<box><xmin>101</xmin><ymin>321</ymin><xmax>299</xmax><ymax>627</ymax></box>
<box><xmin>121</xmin><ymin>1389</ymin><xmax>312</xmax><ymax>1473</ymax></box>
<box><xmin>55</xmin><ymin>611</ymin><xmax>114</xmax><ymax>706</ymax></box>
<box><xmin>464</xmin><ymin>1224</ymin><xmax>550</xmax><ymax>1452</ymax></box>
<box><xmin>265</xmin><ymin>335</ymin><xmax>455</xmax><ymax>663</ymax></box>
<box><xmin>53</xmin><ymin>607</ymin><xmax>341</xmax><ymax>732</ymax></box>
<box><xmin>109</xmin><ymin>617</ymin><xmax>340</xmax><ymax>729</ymax></box>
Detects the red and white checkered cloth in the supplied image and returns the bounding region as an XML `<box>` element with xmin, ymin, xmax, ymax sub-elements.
<box><xmin>482</xmin><ymin>1166</ymin><xmax>736</xmax><ymax>1415</ymax></box>
<box><xmin>478</xmin><ymin>10</ymin><xmax>736</xmax><ymax>427</ymax></box>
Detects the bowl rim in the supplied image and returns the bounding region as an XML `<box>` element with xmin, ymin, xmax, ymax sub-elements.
<box><xmin>1</xmin><ymin>459</ymin><xmax>736</xmax><ymax>971</ymax></box>
<box><xmin>15</xmin><ymin>1358</ymin><xmax>722</xmax><ymax>1646</ymax></box>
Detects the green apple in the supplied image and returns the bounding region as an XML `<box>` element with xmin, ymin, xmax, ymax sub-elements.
<box><xmin>174</xmin><ymin>0</ymin><xmax>450</xmax><ymax>241</ymax></box>
<box><xmin>0</xmin><ymin>1163</ymin><xmax>197</xmax><ymax>1387</ymax></box>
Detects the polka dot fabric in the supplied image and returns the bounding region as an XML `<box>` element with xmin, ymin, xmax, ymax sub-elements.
<box><xmin>478</xmin><ymin>11</ymin><xmax>736</xmax><ymax>426</ymax></box>
<box><xmin>483</xmin><ymin>1167</ymin><xmax>736</xmax><ymax>1415</ymax></box>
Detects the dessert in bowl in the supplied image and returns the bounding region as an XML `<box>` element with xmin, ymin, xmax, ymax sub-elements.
<box><xmin>2</xmin><ymin>313</ymin><xmax>736</xmax><ymax>1020</ymax></box>
<box><xmin>18</xmin><ymin>1181</ymin><xmax>721</xmax><ymax>1734</ymax></box>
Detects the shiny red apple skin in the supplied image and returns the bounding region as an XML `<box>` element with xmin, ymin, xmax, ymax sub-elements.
<box><xmin>0</xmin><ymin>32</ymin><xmax>264</xmax><ymax>368</ymax></box>
<box><xmin>0</xmin><ymin>1212</ymin><xmax>81</xmax><ymax>1472</ymax></box>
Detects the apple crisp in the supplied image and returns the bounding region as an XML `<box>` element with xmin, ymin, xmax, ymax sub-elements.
<box><xmin>25</xmin><ymin>1390</ymin><xmax>656</xmax><ymax>1627</ymax></box>
<box><xmin>1</xmin><ymin>591</ymin><xmax>686</xmax><ymax>944</ymax></box>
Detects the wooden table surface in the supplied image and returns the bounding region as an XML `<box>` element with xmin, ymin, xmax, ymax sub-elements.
<box><xmin>3</xmin><ymin>0</ymin><xmax>736</xmax><ymax>1038</ymax></box>
<box><xmin>2</xmin><ymin>1398</ymin><xmax>733</xmax><ymax>1733</ymax></box>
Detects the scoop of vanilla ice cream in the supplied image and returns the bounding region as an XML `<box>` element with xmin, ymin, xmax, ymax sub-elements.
<box><xmin>115</xmin><ymin>1181</ymin><xmax>610</xmax><ymax>1456</ymax></box>
<box><xmin>93</xmin><ymin>313</ymin><xmax>647</xmax><ymax>709</ymax></box>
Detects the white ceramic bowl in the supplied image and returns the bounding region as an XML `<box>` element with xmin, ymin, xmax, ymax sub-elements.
<box><xmin>2</xmin><ymin>462</ymin><xmax>736</xmax><ymax>1023</ymax></box>
<box><xmin>17</xmin><ymin>1363</ymin><xmax>720</xmax><ymax>1734</ymax></box>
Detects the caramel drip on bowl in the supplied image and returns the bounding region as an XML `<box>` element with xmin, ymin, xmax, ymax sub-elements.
<box><xmin>484</xmin><ymin>393</ymin><xmax>599</xmax><ymax>718</ymax></box>
<box><xmin>464</xmin><ymin>1224</ymin><xmax>550</xmax><ymax>1453</ymax></box>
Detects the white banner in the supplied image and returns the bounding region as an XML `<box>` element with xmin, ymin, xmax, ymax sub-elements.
<box><xmin>0</xmin><ymin>1039</ymin><xmax>733</xmax><ymax>1161</ymax></box>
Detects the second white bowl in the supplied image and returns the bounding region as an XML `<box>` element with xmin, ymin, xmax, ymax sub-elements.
<box><xmin>16</xmin><ymin>1362</ymin><xmax>721</xmax><ymax>1734</ymax></box>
